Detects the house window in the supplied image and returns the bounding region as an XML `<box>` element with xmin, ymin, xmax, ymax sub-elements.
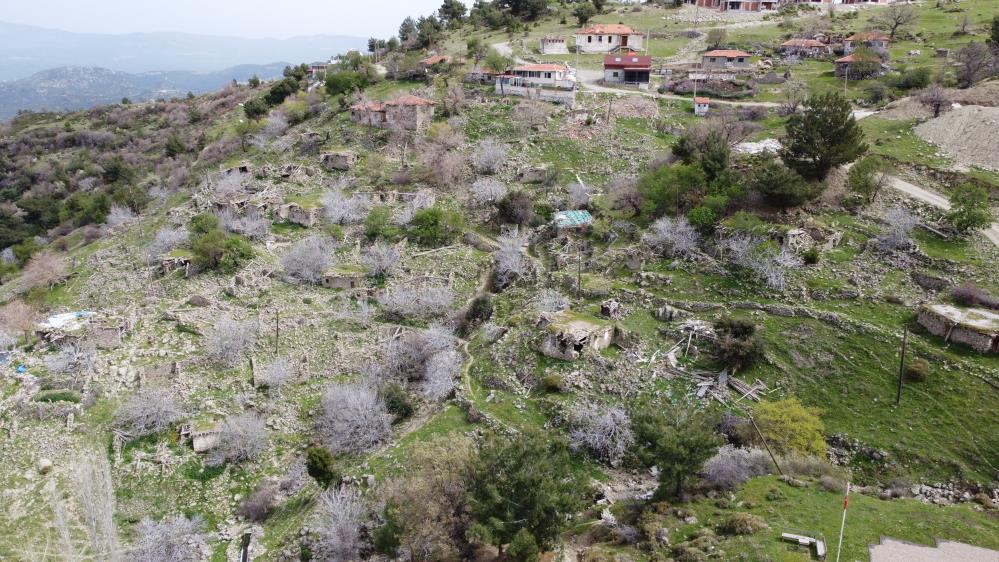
<box><xmin>612</xmin><ymin>71</ymin><xmax>619</xmax><ymax>78</ymax></box>
<box><xmin>598</xmin><ymin>36</ymin><xmax>603</xmax><ymax>43</ymax></box>
<box><xmin>737</xmin><ymin>57</ymin><xmax>745</xmax><ymax>62</ymax></box>
<box><xmin>608</xmin><ymin>35</ymin><xmax>614</xmax><ymax>43</ymax></box>
<box><xmin>709</xmin><ymin>57</ymin><xmax>716</xmax><ymax>62</ymax></box>
<box><xmin>545</xmin><ymin>72</ymin><xmax>552</xmax><ymax>79</ymax></box>
<box><xmin>588</xmin><ymin>36</ymin><xmax>593</xmax><ymax>43</ymax></box>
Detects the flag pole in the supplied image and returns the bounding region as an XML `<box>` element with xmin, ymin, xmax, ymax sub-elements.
<box><xmin>835</xmin><ymin>482</ymin><xmax>851</xmax><ymax>562</ymax></box>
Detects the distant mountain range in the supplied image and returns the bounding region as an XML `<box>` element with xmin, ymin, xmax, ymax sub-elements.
<box><xmin>0</xmin><ymin>21</ymin><xmax>367</xmax><ymax>118</ymax></box>
<box><xmin>0</xmin><ymin>21</ymin><xmax>366</xmax><ymax>81</ymax></box>
<box><xmin>0</xmin><ymin>65</ymin><xmax>298</xmax><ymax>119</ymax></box>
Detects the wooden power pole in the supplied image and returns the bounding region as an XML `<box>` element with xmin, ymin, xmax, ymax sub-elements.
<box><xmin>896</xmin><ymin>326</ymin><xmax>908</xmax><ymax>406</ymax></box>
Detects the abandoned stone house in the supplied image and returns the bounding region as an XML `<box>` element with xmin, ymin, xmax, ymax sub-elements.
<box><xmin>917</xmin><ymin>304</ymin><xmax>999</xmax><ymax>354</ymax></box>
<box><xmin>277</xmin><ymin>202</ymin><xmax>322</xmax><ymax>228</ymax></box>
<box><xmin>540</xmin><ymin>36</ymin><xmax>569</xmax><ymax>54</ymax></box>
<box><xmin>844</xmin><ymin>31</ymin><xmax>890</xmax><ymax>53</ymax></box>
<box><xmin>321</xmin><ymin>265</ymin><xmax>369</xmax><ymax>290</ymax></box>
<box><xmin>160</xmin><ymin>252</ymin><xmax>193</xmax><ymax>277</ymax></box>
<box><xmin>321</xmin><ymin>151</ymin><xmax>358</xmax><ymax>171</ymax></box>
<box><xmin>537</xmin><ymin>309</ymin><xmax>615</xmax><ymax>361</ymax></box>
<box><xmin>349</xmin><ymin>95</ymin><xmax>436</xmax><ymax>131</ymax></box>
<box><xmin>779</xmin><ymin>38</ymin><xmax>831</xmax><ymax>57</ymax></box>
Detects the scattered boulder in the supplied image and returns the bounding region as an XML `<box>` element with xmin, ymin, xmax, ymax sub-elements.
<box><xmin>36</xmin><ymin>458</ymin><xmax>53</xmax><ymax>475</ymax></box>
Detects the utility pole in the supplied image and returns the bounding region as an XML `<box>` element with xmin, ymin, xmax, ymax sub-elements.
<box><xmin>274</xmin><ymin>309</ymin><xmax>280</xmax><ymax>355</ymax></box>
<box><xmin>748</xmin><ymin>414</ymin><xmax>783</xmax><ymax>475</ymax></box>
<box><xmin>896</xmin><ymin>326</ymin><xmax>908</xmax><ymax>406</ymax></box>
<box><xmin>576</xmin><ymin>243</ymin><xmax>582</xmax><ymax>299</ymax></box>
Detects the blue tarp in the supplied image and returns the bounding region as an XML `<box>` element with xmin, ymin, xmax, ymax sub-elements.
<box><xmin>554</xmin><ymin>210</ymin><xmax>593</xmax><ymax>229</ymax></box>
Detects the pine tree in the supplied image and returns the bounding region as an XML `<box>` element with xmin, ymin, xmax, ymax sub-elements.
<box><xmin>780</xmin><ymin>91</ymin><xmax>868</xmax><ymax>180</ymax></box>
<box><xmin>630</xmin><ymin>401</ymin><xmax>723</xmax><ymax>498</ymax></box>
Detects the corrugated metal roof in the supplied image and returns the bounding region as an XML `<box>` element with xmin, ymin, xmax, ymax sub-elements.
<box><xmin>554</xmin><ymin>210</ymin><xmax>594</xmax><ymax>228</ymax></box>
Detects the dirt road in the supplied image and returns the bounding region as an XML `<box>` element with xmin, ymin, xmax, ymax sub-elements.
<box><xmin>883</xmin><ymin>174</ymin><xmax>999</xmax><ymax>247</ymax></box>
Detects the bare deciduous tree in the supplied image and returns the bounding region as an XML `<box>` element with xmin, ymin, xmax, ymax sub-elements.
<box><xmin>314</xmin><ymin>485</ymin><xmax>367</xmax><ymax>561</ymax></box>
<box><xmin>205</xmin><ymin>315</ymin><xmax>257</xmax><ymax>367</ymax></box>
<box><xmin>21</xmin><ymin>250</ymin><xmax>70</xmax><ymax>290</ymax></box>
<box><xmin>494</xmin><ymin>233</ymin><xmax>530</xmax><ymax>289</ymax></box>
<box><xmin>567</xmin><ymin>182</ymin><xmax>590</xmax><ymax>209</ymax></box>
<box><xmin>145</xmin><ymin>226</ymin><xmax>189</xmax><ymax>262</ymax></box>
<box><xmin>722</xmin><ymin>234</ymin><xmax>801</xmax><ymax>291</ymax></box>
<box><xmin>0</xmin><ymin>299</ymin><xmax>39</xmax><ymax>343</ymax></box>
<box><xmin>219</xmin><ymin>208</ymin><xmax>270</xmax><ymax>241</ymax></box>
<box><xmin>779</xmin><ymin>79</ymin><xmax>808</xmax><ymax>116</ymax></box>
<box><xmin>954</xmin><ymin>42</ymin><xmax>994</xmax><ymax>88</ymax></box>
<box><xmin>323</xmin><ymin>190</ymin><xmax>371</xmax><ymax>224</ymax></box>
<box><xmin>212</xmin><ymin>170</ymin><xmax>251</xmax><ymax>200</ymax></box>
<box><xmin>877</xmin><ymin>206</ymin><xmax>917</xmax><ymax>251</ymax></box>
<box><xmin>472</xmin><ymin>138</ymin><xmax>509</xmax><ymax>175</ymax></box>
<box><xmin>644</xmin><ymin>216</ymin><xmax>700</xmax><ymax>258</ymax></box>
<box><xmin>568</xmin><ymin>402</ymin><xmax>634</xmax><ymax>466</ymax></box>
<box><xmin>701</xmin><ymin>445</ymin><xmax>773</xmax><ymax>489</ymax></box>
<box><xmin>74</xmin><ymin>452</ymin><xmax>120</xmax><ymax>561</ymax></box>
<box><xmin>317</xmin><ymin>383</ymin><xmax>392</xmax><ymax>453</ymax></box>
<box><xmin>281</xmin><ymin>235</ymin><xmax>334</xmax><ymax>283</ymax></box>
<box><xmin>208</xmin><ymin>413</ymin><xmax>268</xmax><ymax>467</ymax></box>
<box><xmin>916</xmin><ymin>84</ymin><xmax>950</xmax><ymax>118</ymax></box>
<box><xmin>131</xmin><ymin>515</ymin><xmax>208</xmax><ymax>562</ymax></box>
<box><xmin>421</xmin><ymin>349</ymin><xmax>463</xmax><ymax>401</ymax></box>
<box><xmin>362</xmin><ymin>242</ymin><xmax>402</xmax><ymax>277</ymax></box>
<box><xmin>532</xmin><ymin>289</ymin><xmax>569</xmax><ymax>314</ymax></box>
<box><xmin>116</xmin><ymin>388</ymin><xmax>185</xmax><ymax>437</ymax></box>
<box><xmin>378</xmin><ymin>284</ymin><xmax>455</xmax><ymax>319</ymax></box>
<box><xmin>606</xmin><ymin>175</ymin><xmax>642</xmax><ymax>215</ymax></box>
<box><xmin>255</xmin><ymin>356</ymin><xmax>293</xmax><ymax>390</ymax></box>
<box><xmin>471</xmin><ymin>177</ymin><xmax>507</xmax><ymax>205</ymax></box>
<box><xmin>105</xmin><ymin>205</ymin><xmax>137</xmax><ymax>228</ymax></box>
<box><xmin>874</xmin><ymin>3</ymin><xmax>918</xmax><ymax>41</ymax></box>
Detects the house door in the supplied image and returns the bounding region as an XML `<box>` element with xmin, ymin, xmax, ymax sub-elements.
<box><xmin>621</xmin><ymin>35</ymin><xmax>628</xmax><ymax>47</ymax></box>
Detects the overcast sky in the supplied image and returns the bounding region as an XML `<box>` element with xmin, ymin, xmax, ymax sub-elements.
<box><xmin>0</xmin><ymin>0</ymin><xmax>456</xmax><ymax>39</ymax></box>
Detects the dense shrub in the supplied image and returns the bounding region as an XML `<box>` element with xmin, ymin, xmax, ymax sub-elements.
<box><xmin>306</xmin><ymin>446</ymin><xmax>340</xmax><ymax>488</ymax></box>
<box><xmin>238</xmin><ymin>481</ymin><xmax>278</xmax><ymax>522</ymax></box>
<box><xmin>497</xmin><ymin>191</ymin><xmax>536</xmax><ymax>225</ymax></box>
<box><xmin>713</xmin><ymin>317</ymin><xmax>763</xmax><ymax>370</ymax></box>
<box><xmin>408</xmin><ymin>206</ymin><xmax>463</xmax><ymax>246</ymax></box>
<box><xmin>751</xmin><ymin>398</ymin><xmax>826</xmax><ymax>457</ymax></box>
<box><xmin>381</xmin><ymin>382</ymin><xmax>415</xmax><ymax>423</ymax></box>
<box><xmin>951</xmin><ymin>283</ymin><xmax>999</xmax><ymax>309</ymax></box>
<box><xmin>904</xmin><ymin>358</ymin><xmax>931</xmax><ymax>382</ymax></box>
<box><xmin>719</xmin><ymin>513</ymin><xmax>767</xmax><ymax>536</ymax></box>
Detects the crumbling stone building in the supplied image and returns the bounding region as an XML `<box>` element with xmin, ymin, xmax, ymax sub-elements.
<box><xmin>918</xmin><ymin>304</ymin><xmax>999</xmax><ymax>354</ymax></box>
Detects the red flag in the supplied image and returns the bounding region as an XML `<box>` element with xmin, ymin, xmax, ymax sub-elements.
<box><xmin>843</xmin><ymin>495</ymin><xmax>849</xmax><ymax>509</ymax></box>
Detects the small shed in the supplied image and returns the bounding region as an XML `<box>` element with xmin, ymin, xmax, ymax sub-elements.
<box><xmin>917</xmin><ymin>304</ymin><xmax>999</xmax><ymax>354</ymax></box>
<box><xmin>277</xmin><ymin>202</ymin><xmax>322</xmax><ymax>228</ymax></box>
<box><xmin>694</xmin><ymin>96</ymin><xmax>710</xmax><ymax>116</ymax></box>
<box><xmin>321</xmin><ymin>264</ymin><xmax>369</xmax><ymax>290</ymax></box>
<box><xmin>537</xmin><ymin>310</ymin><xmax>615</xmax><ymax>361</ymax></box>
<box><xmin>160</xmin><ymin>250</ymin><xmax>193</xmax><ymax>277</ymax></box>
<box><xmin>553</xmin><ymin>210</ymin><xmax>594</xmax><ymax>231</ymax></box>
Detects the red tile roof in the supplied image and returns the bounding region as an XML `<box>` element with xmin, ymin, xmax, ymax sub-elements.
<box><xmin>781</xmin><ymin>38</ymin><xmax>826</xmax><ymax>48</ymax></box>
<box><xmin>577</xmin><ymin>23</ymin><xmax>636</xmax><ymax>35</ymax></box>
<box><xmin>694</xmin><ymin>97</ymin><xmax>710</xmax><ymax>104</ymax></box>
<box><xmin>604</xmin><ymin>54</ymin><xmax>652</xmax><ymax>69</ymax></box>
<box><xmin>835</xmin><ymin>53</ymin><xmax>880</xmax><ymax>63</ymax></box>
<box><xmin>351</xmin><ymin>101</ymin><xmax>385</xmax><ymax>112</ymax></box>
<box><xmin>702</xmin><ymin>49</ymin><xmax>751</xmax><ymax>58</ymax></box>
<box><xmin>512</xmin><ymin>64</ymin><xmax>569</xmax><ymax>72</ymax></box>
<box><xmin>847</xmin><ymin>31</ymin><xmax>890</xmax><ymax>41</ymax></box>
<box><xmin>384</xmin><ymin>95</ymin><xmax>436</xmax><ymax>107</ymax></box>
<box><xmin>420</xmin><ymin>55</ymin><xmax>452</xmax><ymax>65</ymax></box>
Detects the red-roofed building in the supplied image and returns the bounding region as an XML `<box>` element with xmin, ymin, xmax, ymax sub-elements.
<box><xmin>603</xmin><ymin>54</ymin><xmax>652</xmax><ymax>86</ymax></box>
<box><xmin>420</xmin><ymin>55</ymin><xmax>453</xmax><ymax>72</ymax></box>
<box><xmin>701</xmin><ymin>49</ymin><xmax>752</xmax><ymax>70</ymax></box>
<box><xmin>575</xmin><ymin>24</ymin><xmax>644</xmax><ymax>54</ymax></box>
<box><xmin>779</xmin><ymin>38</ymin><xmax>831</xmax><ymax>57</ymax></box>
<box><xmin>694</xmin><ymin>97</ymin><xmax>711</xmax><ymax>116</ymax></box>
<box><xmin>844</xmin><ymin>31</ymin><xmax>890</xmax><ymax>53</ymax></box>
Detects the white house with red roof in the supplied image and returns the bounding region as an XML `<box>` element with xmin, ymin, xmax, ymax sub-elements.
<box><xmin>700</xmin><ymin>49</ymin><xmax>753</xmax><ymax>70</ymax></box>
<box><xmin>575</xmin><ymin>24</ymin><xmax>644</xmax><ymax>54</ymax></box>
<box><xmin>494</xmin><ymin>63</ymin><xmax>576</xmax><ymax>104</ymax></box>
<box><xmin>603</xmin><ymin>54</ymin><xmax>652</xmax><ymax>86</ymax></box>
<box><xmin>686</xmin><ymin>0</ymin><xmax>781</xmax><ymax>12</ymax></box>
